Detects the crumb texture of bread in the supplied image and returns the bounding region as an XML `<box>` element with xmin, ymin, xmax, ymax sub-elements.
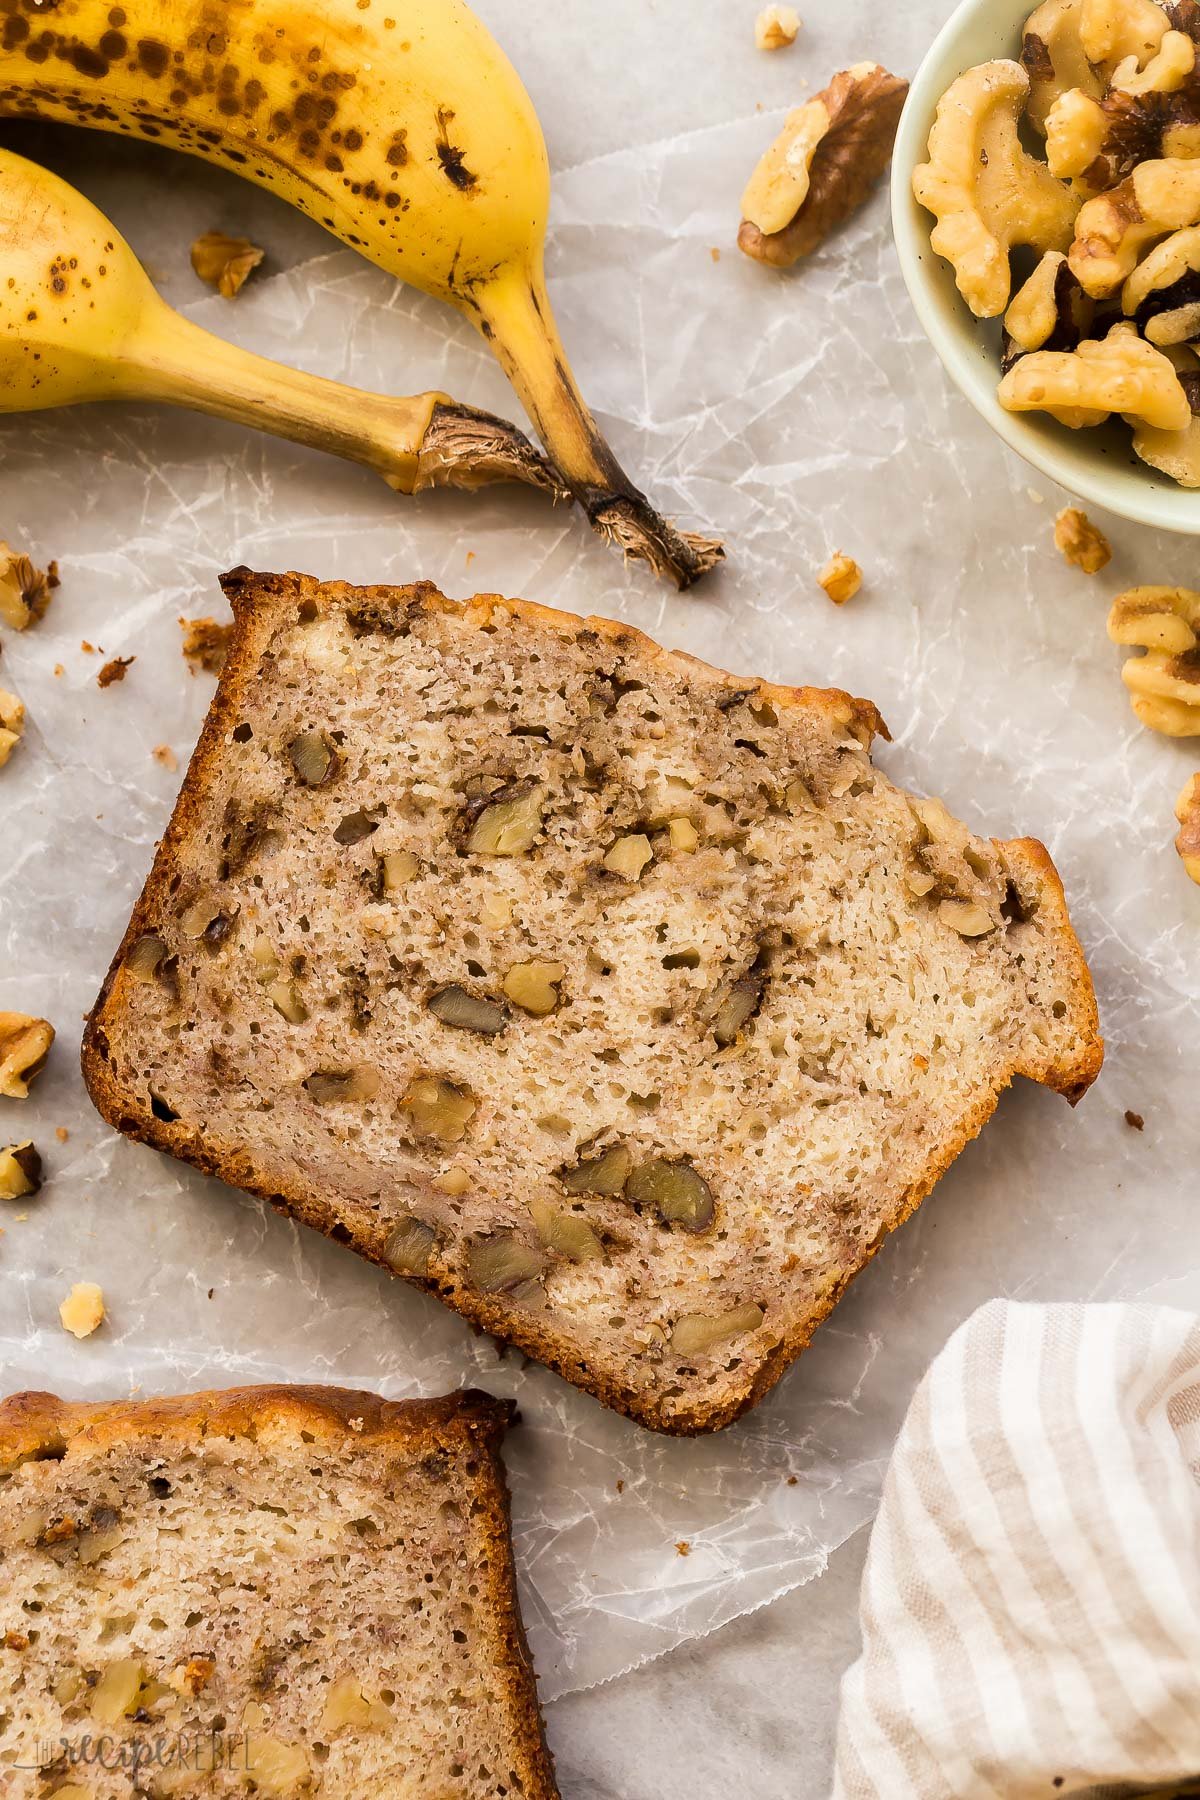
<box><xmin>0</xmin><ymin>1384</ymin><xmax>557</xmax><ymax>1799</ymax></box>
<box><xmin>82</xmin><ymin>574</ymin><xmax>1102</xmax><ymax>1434</ymax></box>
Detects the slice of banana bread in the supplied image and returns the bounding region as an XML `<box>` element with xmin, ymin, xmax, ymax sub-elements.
<box><xmin>82</xmin><ymin>573</ymin><xmax>1102</xmax><ymax>1434</ymax></box>
<box><xmin>0</xmin><ymin>1385</ymin><xmax>557</xmax><ymax>1799</ymax></box>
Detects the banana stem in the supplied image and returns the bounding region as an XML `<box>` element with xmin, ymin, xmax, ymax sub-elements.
<box><xmin>468</xmin><ymin>267</ymin><xmax>724</xmax><ymax>590</ymax></box>
<box><xmin>126</xmin><ymin>306</ymin><xmax>565</xmax><ymax>498</ymax></box>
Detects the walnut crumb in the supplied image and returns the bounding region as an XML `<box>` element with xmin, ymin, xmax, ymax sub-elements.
<box><xmin>615</xmin><ymin>1479</ymin><xmax>625</xmax><ymax>1493</ymax></box>
<box><xmin>817</xmin><ymin>552</ymin><xmax>863</xmax><ymax>604</ymax></box>
<box><xmin>153</xmin><ymin>744</ymin><xmax>179</xmax><ymax>772</ymax></box>
<box><xmin>675</xmin><ymin>1540</ymin><xmax>691</xmax><ymax>1557</ymax></box>
<box><xmin>0</xmin><ymin>688</ymin><xmax>26</xmax><ymax>770</ymax></box>
<box><xmin>55</xmin><ymin>1126</ymin><xmax>69</xmax><ymax>1143</ymax></box>
<box><xmin>60</xmin><ymin>1281</ymin><xmax>105</xmax><ymax>1338</ymax></box>
<box><xmin>181</xmin><ymin>616</ymin><xmax>235</xmax><ymax>676</ymax></box>
<box><xmin>97</xmin><ymin>656</ymin><xmax>134</xmax><ymax>688</ymax></box>
<box><xmin>1124</xmin><ymin>1109</ymin><xmax>1145</xmax><ymax>1130</ymax></box>
<box><xmin>0</xmin><ymin>542</ymin><xmax>57</xmax><ymax>630</ymax></box>
<box><xmin>1175</xmin><ymin>774</ymin><xmax>1200</xmax><ymax>885</ymax></box>
<box><xmin>755</xmin><ymin>5</ymin><xmax>800</xmax><ymax>50</ymax></box>
<box><xmin>190</xmin><ymin>230</ymin><xmax>265</xmax><ymax>298</ymax></box>
<box><xmin>0</xmin><ymin>1012</ymin><xmax>54</xmax><ymax>1099</ymax></box>
<box><xmin>1054</xmin><ymin>507</ymin><xmax>1112</xmax><ymax>574</ymax></box>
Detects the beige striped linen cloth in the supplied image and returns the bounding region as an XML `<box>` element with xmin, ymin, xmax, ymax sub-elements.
<box><xmin>832</xmin><ymin>1301</ymin><xmax>1200</xmax><ymax>1800</ymax></box>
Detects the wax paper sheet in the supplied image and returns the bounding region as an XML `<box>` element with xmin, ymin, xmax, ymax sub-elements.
<box><xmin>1</xmin><ymin>0</ymin><xmax>1198</xmax><ymax>1707</ymax></box>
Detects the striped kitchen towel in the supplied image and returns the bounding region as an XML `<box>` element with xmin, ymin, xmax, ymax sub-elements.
<box><xmin>832</xmin><ymin>1301</ymin><xmax>1200</xmax><ymax>1800</ymax></box>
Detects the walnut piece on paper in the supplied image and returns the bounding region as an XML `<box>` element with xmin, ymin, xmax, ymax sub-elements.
<box><xmin>60</xmin><ymin>1282</ymin><xmax>105</xmax><ymax>1339</ymax></box>
<box><xmin>0</xmin><ymin>689</ymin><xmax>25</xmax><ymax>768</ymax></box>
<box><xmin>755</xmin><ymin>5</ymin><xmax>801</xmax><ymax>51</ymax></box>
<box><xmin>0</xmin><ymin>1141</ymin><xmax>41</xmax><ymax>1200</ymax></box>
<box><xmin>1107</xmin><ymin>584</ymin><xmax>1200</xmax><ymax>735</ymax></box>
<box><xmin>181</xmin><ymin>616</ymin><xmax>235</xmax><ymax>676</ymax></box>
<box><xmin>1054</xmin><ymin>505</ymin><xmax>1113</xmax><ymax>572</ymax></box>
<box><xmin>739</xmin><ymin>62</ymin><xmax>909</xmax><ymax>267</ymax></box>
<box><xmin>97</xmin><ymin>655</ymin><xmax>135</xmax><ymax>689</ymax></box>
<box><xmin>0</xmin><ymin>1013</ymin><xmax>54</xmax><ymax>1100</ymax></box>
<box><xmin>1176</xmin><ymin>773</ymin><xmax>1200</xmax><ymax>883</ymax></box>
<box><xmin>817</xmin><ymin>552</ymin><xmax>863</xmax><ymax>604</ymax></box>
<box><xmin>0</xmin><ymin>542</ymin><xmax>57</xmax><ymax>631</ymax></box>
<box><xmin>190</xmin><ymin>231</ymin><xmax>265</xmax><ymax>299</ymax></box>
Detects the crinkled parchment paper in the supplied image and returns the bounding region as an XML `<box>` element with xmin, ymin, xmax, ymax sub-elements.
<box><xmin>1</xmin><ymin>0</ymin><xmax>1198</xmax><ymax>1705</ymax></box>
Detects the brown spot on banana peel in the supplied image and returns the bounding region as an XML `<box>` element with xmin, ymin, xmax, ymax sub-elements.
<box><xmin>435</xmin><ymin>105</ymin><xmax>477</xmax><ymax>191</ymax></box>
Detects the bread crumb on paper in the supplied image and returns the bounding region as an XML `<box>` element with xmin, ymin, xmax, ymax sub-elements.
<box><xmin>97</xmin><ymin>656</ymin><xmax>135</xmax><ymax>689</ymax></box>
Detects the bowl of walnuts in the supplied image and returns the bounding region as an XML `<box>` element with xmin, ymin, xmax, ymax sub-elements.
<box><xmin>891</xmin><ymin>0</ymin><xmax>1200</xmax><ymax>533</ymax></box>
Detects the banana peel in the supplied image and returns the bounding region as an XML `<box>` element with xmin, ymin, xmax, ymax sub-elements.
<box><xmin>0</xmin><ymin>148</ymin><xmax>566</xmax><ymax>503</ymax></box>
<box><xmin>0</xmin><ymin>0</ymin><xmax>723</xmax><ymax>586</ymax></box>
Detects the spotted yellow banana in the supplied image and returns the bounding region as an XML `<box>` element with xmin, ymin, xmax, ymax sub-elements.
<box><xmin>0</xmin><ymin>0</ymin><xmax>721</xmax><ymax>585</ymax></box>
<box><xmin>0</xmin><ymin>146</ymin><xmax>564</xmax><ymax>498</ymax></box>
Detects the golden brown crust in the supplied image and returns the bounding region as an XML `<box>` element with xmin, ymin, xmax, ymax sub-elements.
<box><xmin>0</xmin><ymin>1382</ymin><xmax>510</xmax><ymax>1470</ymax></box>
<box><xmin>0</xmin><ymin>1382</ymin><xmax>558</xmax><ymax>1798</ymax></box>
<box><xmin>81</xmin><ymin>572</ymin><xmax>1102</xmax><ymax>1437</ymax></box>
<box><xmin>217</xmin><ymin>565</ymin><xmax>891</xmax><ymax>747</ymax></box>
<box><xmin>1001</xmin><ymin>836</ymin><xmax>1104</xmax><ymax>1101</ymax></box>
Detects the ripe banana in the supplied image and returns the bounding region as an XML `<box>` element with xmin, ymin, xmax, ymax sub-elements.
<box><xmin>0</xmin><ymin>0</ymin><xmax>723</xmax><ymax>586</ymax></box>
<box><xmin>0</xmin><ymin>147</ymin><xmax>565</xmax><ymax>500</ymax></box>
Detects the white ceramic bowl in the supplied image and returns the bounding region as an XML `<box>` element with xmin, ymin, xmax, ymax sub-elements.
<box><xmin>890</xmin><ymin>0</ymin><xmax>1200</xmax><ymax>534</ymax></box>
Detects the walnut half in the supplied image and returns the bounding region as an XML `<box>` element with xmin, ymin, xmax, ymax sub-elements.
<box><xmin>1108</xmin><ymin>584</ymin><xmax>1200</xmax><ymax>734</ymax></box>
<box><xmin>740</xmin><ymin>63</ymin><xmax>909</xmax><ymax>268</ymax></box>
<box><xmin>998</xmin><ymin>324</ymin><xmax>1191</xmax><ymax>430</ymax></box>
